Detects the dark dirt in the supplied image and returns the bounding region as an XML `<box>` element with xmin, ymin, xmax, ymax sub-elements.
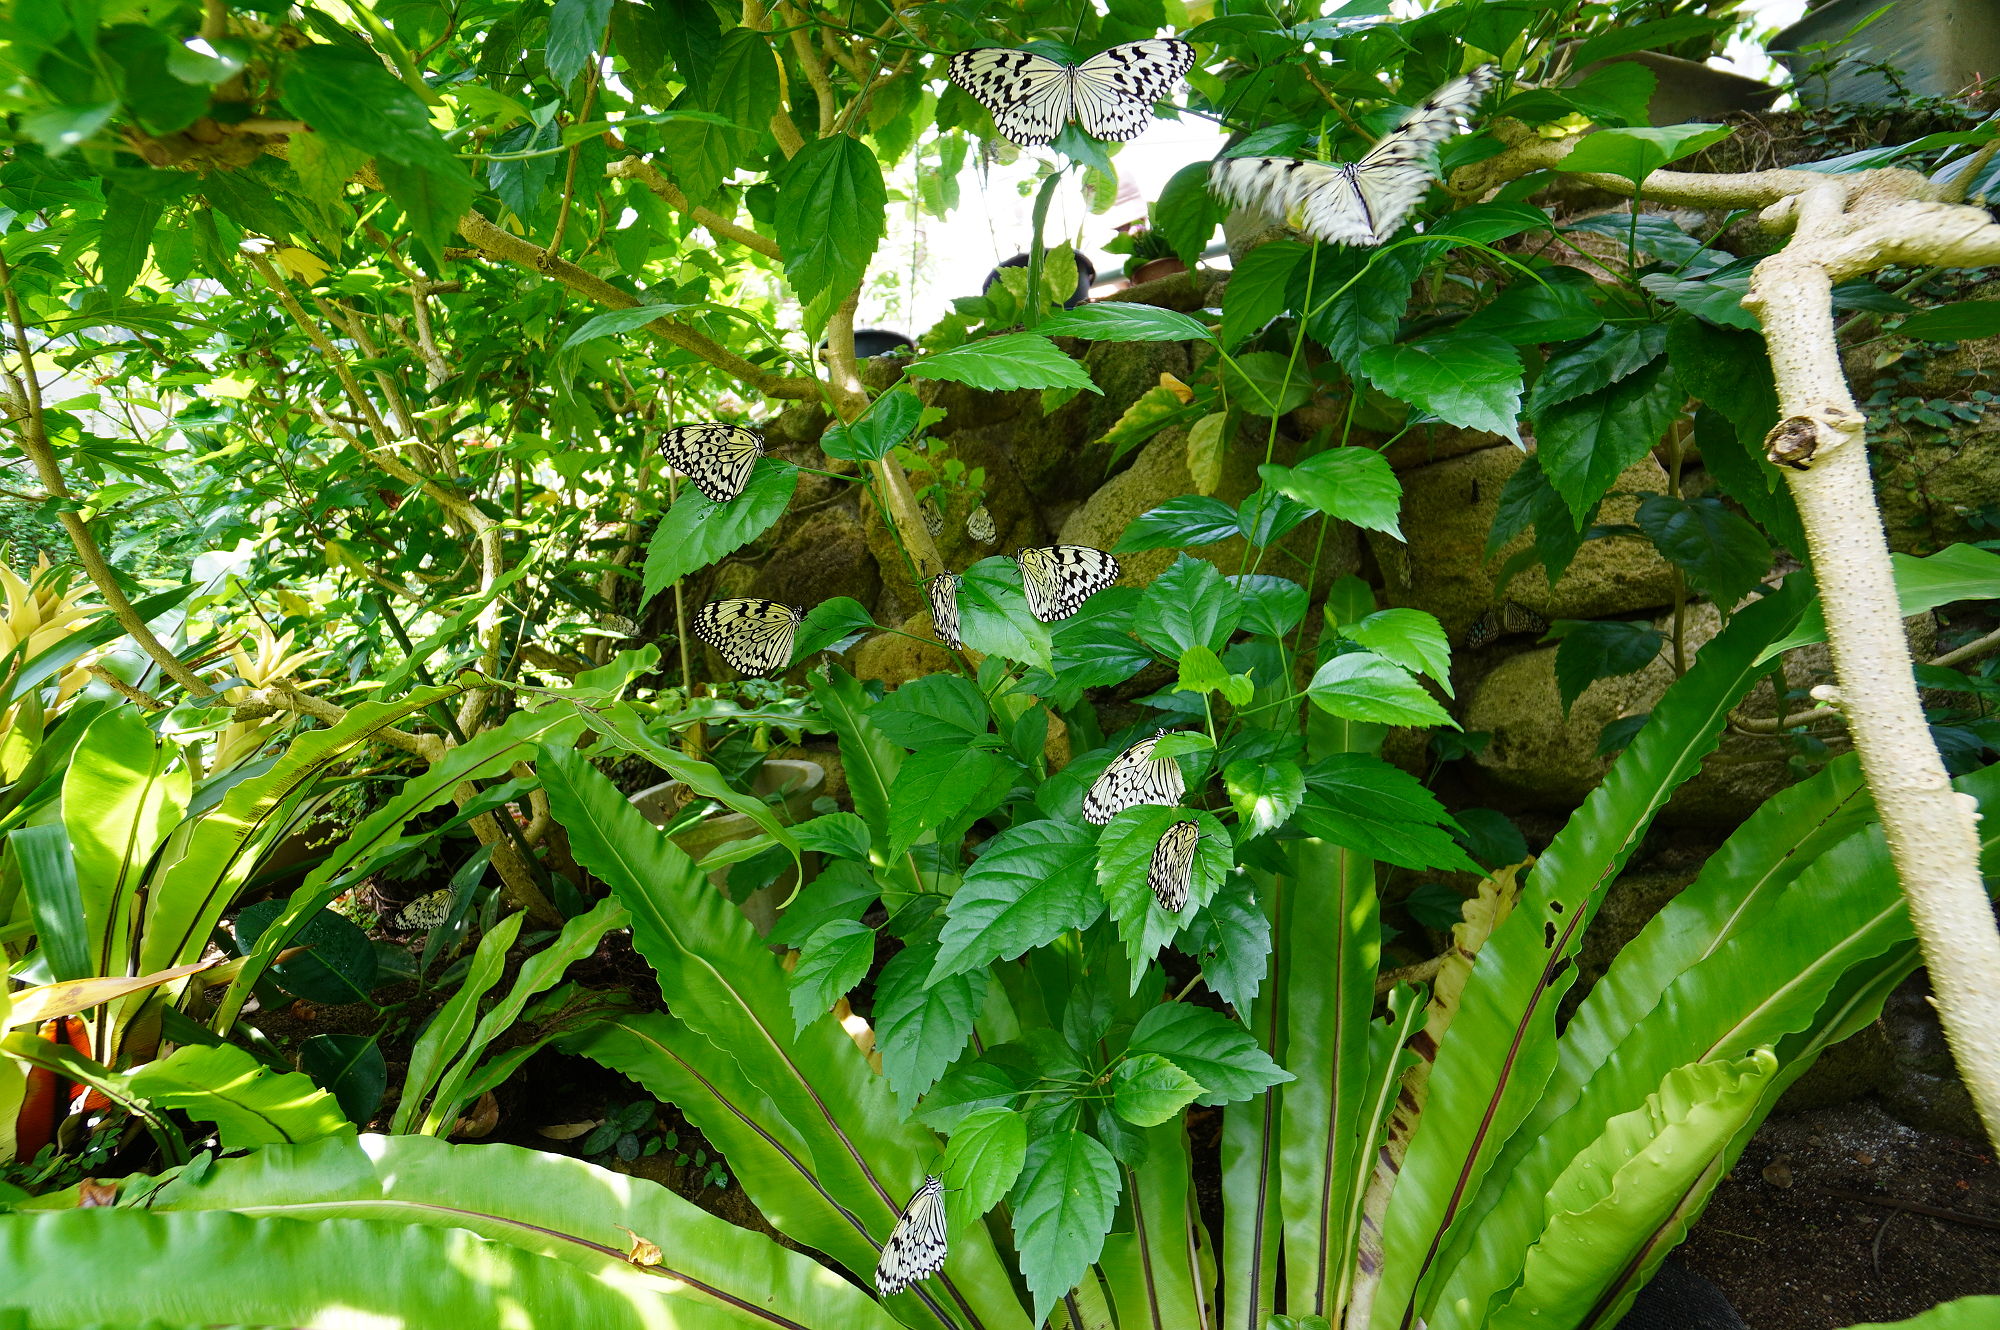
<box><xmin>1678</xmin><ymin>1102</ymin><xmax>2000</xmax><ymax>1329</ymax></box>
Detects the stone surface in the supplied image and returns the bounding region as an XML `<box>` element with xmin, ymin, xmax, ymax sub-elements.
<box><xmin>751</xmin><ymin>508</ymin><xmax>879</xmax><ymax>611</ymax></box>
<box><xmin>1373</xmin><ymin>444</ymin><xmax>1679</xmax><ymax>645</ymax></box>
<box><xmin>1040</xmin><ymin>338</ymin><xmax>1198</xmax><ymax>499</ymax></box>
<box><xmin>850</xmin><ymin>609</ymin><xmax>955</xmax><ymax>687</ymax></box>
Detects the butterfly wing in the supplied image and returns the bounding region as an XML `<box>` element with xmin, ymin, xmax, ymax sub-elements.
<box><xmin>949</xmin><ymin>48</ymin><xmax>1077</xmax><ymax>147</ymax></box>
<box><xmin>1084</xmin><ymin>732</ymin><xmax>1188</xmax><ymax>825</ymax></box>
<box><xmin>392</xmin><ymin>888</ymin><xmax>455</xmax><ymax>930</ymax></box>
<box><xmin>927</xmin><ymin>572</ymin><xmax>963</xmax><ymax>649</ymax></box>
<box><xmin>1208</xmin><ymin>158</ymin><xmax>1382</xmax><ymax>247</ymax></box>
<box><xmin>875</xmin><ymin>1175</ymin><xmax>950</xmax><ymax>1296</ymax></box>
<box><xmin>694</xmin><ymin>598</ymin><xmax>803</xmax><ymax>676</ymax></box>
<box><xmin>1017</xmin><ymin>544</ymin><xmax>1120</xmax><ymax>623</ymax></box>
<box><xmin>1346</xmin><ymin>65</ymin><xmax>1499</xmax><ymax>242</ymax></box>
<box><xmin>659</xmin><ymin>423</ymin><xmax>764</xmax><ymax>503</ymax></box>
<box><xmin>1148</xmin><ymin>820</ymin><xmax>1200</xmax><ymax>912</ymax></box>
<box><xmin>1071</xmin><ymin>38</ymin><xmax>1195</xmax><ymax>141</ymax></box>
<box><xmin>967</xmin><ymin>505</ymin><xmax>996</xmax><ymax>543</ymax></box>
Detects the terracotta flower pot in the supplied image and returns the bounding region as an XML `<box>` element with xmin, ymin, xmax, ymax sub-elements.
<box><xmin>1131</xmin><ymin>256</ymin><xmax>1189</xmax><ymax>284</ymax></box>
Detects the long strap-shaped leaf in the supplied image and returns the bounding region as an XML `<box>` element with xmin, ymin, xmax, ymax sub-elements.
<box><xmin>1219</xmin><ymin>868</ymin><xmax>1287</xmax><ymax>1330</ymax></box>
<box><xmin>1366</xmin><ymin>577</ymin><xmax>1812</xmax><ymax>1330</ymax></box>
<box><xmin>1099</xmin><ymin>1123</ymin><xmax>1207</xmax><ymax>1330</ymax></box>
<box><xmin>540</xmin><ymin>745</ymin><xmax>1031</xmax><ymax>1330</ymax></box>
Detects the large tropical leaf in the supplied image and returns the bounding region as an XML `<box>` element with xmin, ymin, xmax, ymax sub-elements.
<box><xmin>1099</xmin><ymin>1123</ymin><xmax>1208</xmax><ymax>1330</ymax></box>
<box><xmin>62</xmin><ymin>706</ymin><xmax>189</xmax><ymax>981</ymax></box>
<box><xmin>1219</xmin><ymin>866</ymin><xmax>1289</xmax><ymax>1330</ymax></box>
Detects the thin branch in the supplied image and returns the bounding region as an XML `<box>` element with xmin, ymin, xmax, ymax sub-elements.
<box><xmin>608</xmin><ymin>157</ymin><xmax>784</xmax><ymax>259</ymax></box>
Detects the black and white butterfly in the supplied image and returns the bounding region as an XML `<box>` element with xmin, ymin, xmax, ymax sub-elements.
<box><xmin>927</xmin><ymin>572</ymin><xmax>962</xmax><ymax>649</ymax></box>
<box><xmin>1084</xmin><ymin>730</ymin><xmax>1187</xmax><ymax>825</ymax></box>
<box><xmin>1149</xmin><ymin>820</ymin><xmax>1201</xmax><ymax>912</ymax></box>
<box><xmin>1017</xmin><ymin>544</ymin><xmax>1120</xmax><ymax>623</ymax></box>
<box><xmin>1463</xmin><ymin>599</ymin><xmax>1547</xmax><ymax>649</ymax></box>
<box><xmin>967</xmin><ymin>505</ymin><xmax>996</xmax><ymax>544</ymax></box>
<box><xmin>391</xmin><ymin>887</ymin><xmax>455</xmax><ymax>931</ymax></box>
<box><xmin>658</xmin><ymin>423</ymin><xmax>765</xmax><ymax>503</ymax></box>
<box><xmin>1208</xmin><ymin>65</ymin><xmax>1498</xmax><ymax>247</ymax></box>
<box><xmin>694</xmin><ymin>598</ymin><xmax>804</xmax><ymax>676</ymax></box>
<box><xmin>948</xmin><ymin>39</ymin><xmax>1196</xmax><ymax>147</ymax></box>
<box><xmin>920</xmin><ymin>496</ymin><xmax>945</xmax><ymax>538</ymax></box>
<box><xmin>875</xmin><ymin>1174</ymin><xmax>949</xmax><ymax>1297</ymax></box>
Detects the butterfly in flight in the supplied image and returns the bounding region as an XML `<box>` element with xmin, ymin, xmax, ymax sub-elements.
<box><xmin>1208</xmin><ymin>65</ymin><xmax>1498</xmax><ymax>247</ymax></box>
<box><xmin>949</xmin><ymin>39</ymin><xmax>1196</xmax><ymax>147</ymax></box>
<box><xmin>694</xmin><ymin>598</ymin><xmax>804</xmax><ymax>676</ymax></box>
<box><xmin>875</xmin><ymin>1174</ymin><xmax>949</xmax><ymax>1296</ymax></box>
<box><xmin>1084</xmin><ymin>729</ymin><xmax>1187</xmax><ymax>825</ymax></box>
<box><xmin>391</xmin><ymin>888</ymin><xmax>455</xmax><ymax>931</ymax></box>
<box><xmin>1016</xmin><ymin>544</ymin><xmax>1119</xmax><ymax>623</ymax></box>
<box><xmin>658</xmin><ymin>423</ymin><xmax>765</xmax><ymax>503</ymax></box>
<box><xmin>1149</xmin><ymin>820</ymin><xmax>1202</xmax><ymax>912</ymax></box>
<box><xmin>927</xmin><ymin>573</ymin><xmax>963</xmax><ymax>649</ymax></box>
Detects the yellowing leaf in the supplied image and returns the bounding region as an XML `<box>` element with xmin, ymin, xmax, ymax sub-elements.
<box><xmin>271</xmin><ymin>247</ymin><xmax>331</xmax><ymax>284</ymax></box>
<box><xmin>1187</xmin><ymin>411</ymin><xmax>1227</xmax><ymax>495</ymax></box>
<box><xmin>209</xmin><ymin>375</ymin><xmax>257</xmax><ymax>399</ymax></box>
<box><xmin>1158</xmin><ymin>371</ymin><xmax>1195</xmax><ymax>404</ymax></box>
<box><xmin>275</xmin><ymin>589</ymin><xmax>314</xmax><ymax>618</ymax></box>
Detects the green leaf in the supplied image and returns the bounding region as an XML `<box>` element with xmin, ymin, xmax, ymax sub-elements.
<box><xmin>909</xmin><ymin>333</ymin><xmax>1100</xmax><ymax>394</ymax></box>
<box><xmin>870</xmin><ymin>674</ymin><xmax>991</xmax><ymax>749</ymax></box>
<box><xmin>1036</xmin><ymin>304</ymin><xmax>1214</xmax><ymax>342</ymax></box>
<box><xmin>792</xmin><ymin>595</ymin><xmax>875</xmax><ymax>660</ymax></box>
<box><xmin>297</xmin><ymin>1034</ymin><xmax>388</xmax><ymax>1128</ymax></box>
<box><xmin>1154</xmin><ymin>160</ymin><xmax>1223</xmax><ymax>266</ymax></box>
<box><xmin>62</xmin><ymin>705</ymin><xmax>189</xmax><ymax>978</ymax></box>
<box><xmin>1097</xmin><ymin>382</ymin><xmax>1195</xmax><ymax>469</ymax></box>
<box><xmin>1844</xmin><ymin>1299</ymin><xmax>2000</xmax><ymax>1329</ymax></box>
<box><xmin>392</xmin><ymin>910</ymin><xmax>523</xmax><ymax>1133</ymax></box>
<box><xmin>1459</xmin><ymin>272</ymin><xmax>1604</xmax><ymax>345</ymax></box>
<box><xmin>789</xmin><ymin>919</ymin><xmax>875</xmax><ymax>1034</ymax></box>
<box><xmin>875</xmin><ymin>942</ymin><xmax>981</xmax><ymax>1102</ymax></box>
<box><xmin>1486</xmin><ymin>1052</ymin><xmax>1776</xmax><ymax>1330</ymax></box>
<box><xmin>807</xmin><ymin>666</ymin><xmax>902</xmax><ymax>852</ymax></box>
<box><xmin>234</xmin><ymin>900</ymin><xmax>377</xmax><ymax>1005</ymax></box>
<box><xmin>98</xmin><ymin>183</ymin><xmax>171</xmax><ymax>297</ymax></box>
<box><xmin>1759</xmin><ymin>542</ymin><xmax>2000</xmax><ymax>663</ymax></box>
<box><xmin>1137</xmin><ymin>553</ymin><xmax>1244</xmax><ymax>656</ymax></box>
<box><xmin>1634</xmin><ymin>495</ymin><xmax>1772</xmax><ymax>607</ymax></box>
<box><xmin>560</xmin><ymin>301</ymin><xmax>700</xmax><ymax>349</ymax></box>
<box><xmin>887</xmin><ymin>744</ymin><xmax>1015</xmax><ymax>860</ymax></box>
<box><xmin>1558</xmin><ymin>124</ymin><xmax>1734</xmax><ymax>187</ymax></box>
<box><xmin>1012</xmin><ymin>1130</ymin><xmax>1122</xmax><ymax>1327</ymax></box>
<box><xmin>655</xmin><ymin>27</ymin><xmax>780</xmax><ymax>203</ymax></box>
<box><xmin>640</xmin><ymin>460</ymin><xmax>797</xmax><ymax>601</ymax></box>
<box><xmin>1640</xmin><ymin>267</ymin><xmax>1760</xmax><ymax>331</ymax></box>
<box><xmin>931</xmin><ymin>819</ymin><xmax>1104</xmax><ymax>979</ymax></box>
<box><xmin>1535</xmin><ymin>357</ymin><xmax>1679</xmax><ymax>523</ymax></box>
<box><xmin>1188</xmin><ymin>875</ymin><xmax>1272</xmax><ymax>1014</ymax></box>
<box><xmin>1176</xmin><ymin>642</ymin><xmax>1232</xmax><ymax>697</ymax></box>
<box><xmin>1528</xmin><ymin>324</ymin><xmax>1668</xmax><ymax>416</ymax></box>
<box><xmin>1342</xmin><ymin>609</ymin><xmax>1453</xmax><ymax>697</ymax></box>
<box><xmin>1221</xmin><ymin>350</ymin><xmax>1311</xmax><ymax>417</ymax></box>
<box><xmin>1548</xmin><ymin>60</ymin><xmax>1658</xmax><ymax>128</ymax></box>
<box><xmin>10</xmin><ymin>826</ymin><xmax>87</xmax><ymax>984</ymax></box>
<box><xmin>1222</xmin><ymin>241</ymin><xmax>1308</xmax><ymax>349</ymax></box>
<box><xmin>1230</xmin><ymin>574</ymin><xmax>1308</xmax><ymax>638</ymax></box>
<box><xmin>1296</xmin><ymin>753</ymin><xmax>1480</xmax><ymax>874</ymax></box>
<box><xmin>1307</xmin><ymin>652</ymin><xmax>1456</xmax><ymax>730</ymax></box>
<box><xmin>1304</xmin><ymin>245</ymin><xmax>1422</xmax><ymax>374</ymax></box>
<box><xmin>1258</xmin><ymin>448</ymin><xmax>1404</xmax><ymax>538</ymax></box>
<box><xmin>1551</xmin><ymin>620</ymin><xmax>1665</xmax><ymax>713</ymax></box>
<box><xmin>1128</xmin><ymin>1002</ymin><xmax>1292</xmax><ymax>1106</ymax></box>
<box><xmin>773</xmin><ymin>137</ymin><xmax>887</xmax><ymax>333</ymax></box>
<box><xmin>126</xmin><ymin>1043</ymin><xmax>351</xmax><ymax>1148</ymax></box>
<box><xmin>956</xmin><ymin>555</ymin><xmax>1055</xmax><ymax>671</ymax></box>
<box><xmin>1225</xmin><ymin>759</ymin><xmax>1304</xmax><ymax>839</ymax></box>
<box><xmin>20</xmin><ymin>103</ymin><xmax>116</xmax><ymax>157</ymax></box>
<box><xmin>821</xmin><ymin>387</ymin><xmax>924</xmax><ymax>461</ymax></box>
<box><xmin>1898</xmin><ymin>299</ymin><xmax>2000</xmax><ymax>342</ymax></box>
<box><xmin>283</xmin><ymin>47</ymin><xmax>456</xmax><ymax>176</ymax></box>
<box><xmin>1117</xmin><ymin>495</ymin><xmax>1243</xmax><ymax>553</ymax></box>
<box><xmin>546</xmin><ymin>0</ymin><xmax>615</xmax><ymax>86</ymax></box>
<box><xmin>1359</xmin><ymin>335</ymin><xmax>1524</xmax><ymax>444</ymax></box>
<box><xmin>1113</xmin><ymin>1052</ymin><xmax>1206</xmax><ymax>1126</ymax></box>
<box><xmin>943</xmin><ymin>1106</ymin><xmax>1028</xmax><ymax>1230</ymax></box>
<box><xmin>1097</xmin><ymin>806</ymin><xmax>1232</xmax><ymax>983</ymax></box>
<box><xmin>1572</xmin><ymin>14</ymin><xmax>1730</xmax><ymax>65</ymax></box>
<box><xmin>1428</xmin><ymin>201</ymin><xmax>1552</xmax><ymax>246</ymax></box>
<box><xmin>374</xmin><ymin>155</ymin><xmax>478</xmax><ymax>267</ymax></box>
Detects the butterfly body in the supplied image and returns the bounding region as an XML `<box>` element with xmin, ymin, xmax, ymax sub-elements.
<box><xmin>1085</xmin><ymin>730</ymin><xmax>1187</xmax><ymax>825</ymax></box>
<box><xmin>1149</xmin><ymin>820</ymin><xmax>1201</xmax><ymax>912</ymax></box>
<box><xmin>1017</xmin><ymin>544</ymin><xmax>1120</xmax><ymax>622</ymax></box>
<box><xmin>1209</xmin><ymin>66</ymin><xmax>1497</xmax><ymax>247</ymax></box>
<box><xmin>875</xmin><ymin>1174</ymin><xmax>949</xmax><ymax>1296</ymax></box>
<box><xmin>949</xmin><ymin>39</ymin><xmax>1195</xmax><ymax>147</ymax></box>
<box><xmin>694</xmin><ymin>598</ymin><xmax>804</xmax><ymax>675</ymax></box>
<box><xmin>927</xmin><ymin>573</ymin><xmax>963</xmax><ymax>649</ymax></box>
<box><xmin>659</xmin><ymin>423</ymin><xmax>764</xmax><ymax>503</ymax></box>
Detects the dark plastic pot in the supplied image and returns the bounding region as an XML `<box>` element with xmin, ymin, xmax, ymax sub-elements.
<box><xmin>983</xmin><ymin>251</ymin><xmax>1097</xmax><ymax>308</ymax></box>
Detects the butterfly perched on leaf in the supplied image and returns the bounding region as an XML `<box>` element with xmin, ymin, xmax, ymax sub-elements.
<box><xmin>1209</xmin><ymin>65</ymin><xmax>1498</xmax><ymax>247</ymax></box>
<box><xmin>875</xmin><ymin>1174</ymin><xmax>948</xmax><ymax>1296</ymax></box>
<box><xmin>694</xmin><ymin>598</ymin><xmax>804</xmax><ymax>675</ymax></box>
<box><xmin>658</xmin><ymin>423</ymin><xmax>765</xmax><ymax>503</ymax></box>
<box><xmin>1017</xmin><ymin>544</ymin><xmax>1120</xmax><ymax>623</ymax></box>
<box><xmin>1084</xmin><ymin>729</ymin><xmax>1187</xmax><ymax>825</ymax></box>
<box><xmin>948</xmin><ymin>39</ymin><xmax>1196</xmax><ymax>147</ymax></box>
<box><xmin>927</xmin><ymin>572</ymin><xmax>962</xmax><ymax>649</ymax></box>
<box><xmin>1149</xmin><ymin>820</ymin><xmax>1201</xmax><ymax>912</ymax></box>
<box><xmin>391</xmin><ymin>888</ymin><xmax>455</xmax><ymax>931</ymax></box>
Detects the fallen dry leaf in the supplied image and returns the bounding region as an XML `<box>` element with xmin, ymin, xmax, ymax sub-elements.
<box><xmin>537</xmin><ymin>1121</ymin><xmax>600</xmax><ymax>1141</ymax></box>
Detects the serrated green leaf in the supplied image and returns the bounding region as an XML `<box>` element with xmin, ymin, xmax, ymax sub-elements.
<box><xmin>788</xmin><ymin>919</ymin><xmax>875</xmax><ymax>1034</ymax></box>
<box><xmin>1360</xmin><ymin>334</ymin><xmax>1524</xmax><ymax>443</ymax></box>
<box><xmin>1127</xmin><ymin>1002</ymin><xmax>1291</xmax><ymax>1106</ymax></box>
<box><xmin>1258</xmin><ymin>448</ymin><xmax>1404</xmax><ymax>538</ymax></box>
<box><xmin>1558</xmin><ymin>124</ymin><xmax>1734</xmax><ymax>186</ymax></box>
<box><xmin>943</xmin><ymin>1106</ymin><xmax>1028</xmax><ymax>1230</ymax></box>
<box><xmin>1097</xmin><ymin>807</ymin><xmax>1232</xmax><ymax>984</ymax></box>
<box><xmin>641</xmin><ymin>460</ymin><xmax>798</xmax><ymax>601</ymax></box>
<box><xmin>1307</xmin><ymin>653</ymin><xmax>1457</xmax><ymax>729</ymax></box>
<box><xmin>875</xmin><ymin>942</ymin><xmax>982</xmax><ymax>1103</ymax></box>
<box><xmin>1551</xmin><ymin>620</ymin><xmax>1666</xmax><ymax>714</ymax></box>
<box><xmin>909</xmin><ymin>333</ymin><xmax>1101</xmax><ymax>394</ymax></box>
<box><xmin>957</xmin><ymin>555</ymin><xmax>1054</xmax><ymax>671</ymax></box>
<box><xmin>1037</xmin><ymin>303</ymin><xmax>1214</xmax><ymax>342</ymax></box>
<box><xmin>1225</xmin><ymin>759</ymin><xmax>1304</xmax><ymax>839</ymax></box>
<box><xmin>1534</xmin><ymin>357</ymin><xmax>1679</xmax><ymax>523</ymax></box>
<box><xmin>931</xmin><ymin>820</ymin><xmax>1103</xmax><ymax>979</ymax></box>
<box><xmin>886</xmin><ymin>745</ymin><xmax>1015</xmax><ymax>860</ymax></box>
<box><xmin>1137</xmin><ymin>554</ymin><xmax>1244</xmax><ymax>657</ymax></box>
<box><xmin>1295</xmin><ymin>753</ymin><xmax>1480</xmax><ymax>874</ymax></box>
<box><xmin>1634</xmin><ymin>495</ymin><xmax>1772</xmax><ymax>608</ymax></box>
<box><xmin>1113</xmin><ymin>1052</ymin><xmax>1206</xmax><ymax>1126</ymax></box>
<box><xmin>774</xmin><ymin>137</ymin><xmax>886</xmax><ymax>333</ymax></box>
<box><xmin>1222</xmin><ymin>241</ymin><xmax>1308</xmax><ymax>349</ymax></box>
<box><xmin>1342</xmin><ymin>608</ymin><xmax>1453</xmax><ymax>697</ymax></box>
<box><xmin>1117</xmin><ymin>495</ymin><xmax>1242</xmax><ymax>553</ymax></box>
<box><xmin>1221</xmin><ymin>350</ymin><xmax>1311</xmax><ymax>417</ymax></box>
